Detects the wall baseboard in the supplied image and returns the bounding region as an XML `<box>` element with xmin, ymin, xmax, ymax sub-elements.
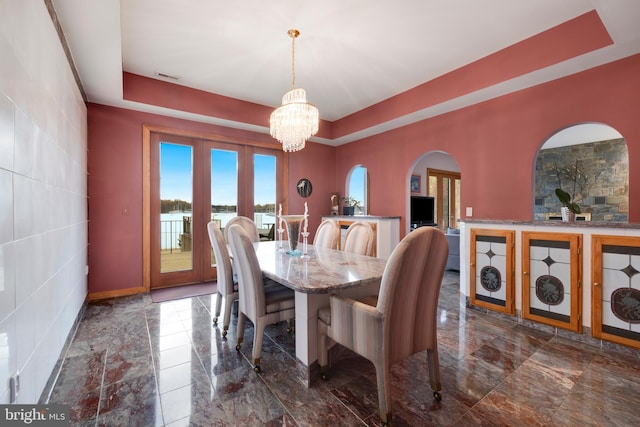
<box><xmin>87</xmin><ymin>285</ymin><xmax>147</xmax><ymax>301</ymax></box>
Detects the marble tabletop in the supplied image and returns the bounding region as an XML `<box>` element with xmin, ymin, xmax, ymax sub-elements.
<box><xmin>253</xmin><ymin>241</ymin><xmax>387</xmax><ymax>294</ymax></box>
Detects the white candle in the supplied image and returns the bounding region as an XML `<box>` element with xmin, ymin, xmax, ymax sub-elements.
<box><xmin>279</xmin><ymin>204</ymin><xmax>283</xmax><ymax>228</ymax></box>
<box><xmin>304</xmin><ymin>202</ymin><xmax>309</xmax><ymax>233</ymax></box>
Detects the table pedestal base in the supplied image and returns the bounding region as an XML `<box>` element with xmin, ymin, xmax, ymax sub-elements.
<box><xmin>292</xmin><ymin>281</ymin><xmax>380</xmax><ymax>387</ymax></box>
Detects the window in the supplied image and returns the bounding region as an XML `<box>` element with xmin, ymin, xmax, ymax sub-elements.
<box><xmin>347</xmin><ymin>165</ymin><xmax>368</xmax><ymax>215</ymax></box>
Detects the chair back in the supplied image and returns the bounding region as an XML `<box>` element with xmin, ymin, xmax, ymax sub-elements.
<box><xmin>224</xmin><ymin>216</ymin><xmax>260</xmax><ymax>243</ymax></box>
<box><xmin>207</xmin><ymin>221</ymin><xmax>234</xmax><ymax>296</ymax></box>
<box><xmin>313</xmin><ymin>219</ymin><xmax>340</xmax><ymax>249</ymax></box>
<box><xmin>343</xmin><ymin>221</ymin><xmax>375</xmax><ymax>256</ymax></box>
<box><xmin>227</xmin><ymin>224</ymin><xmax>265</xmax><ymax>321</ymax></box>
<box><xmin>376</xmin><ymin>227</ymin><xmax>448</xmax><ymax>365</ymax></box>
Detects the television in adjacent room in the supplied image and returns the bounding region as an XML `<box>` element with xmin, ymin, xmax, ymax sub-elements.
<box><xmin>410</xmin><ymin>196</ymin><xmax>435</xmax><ymax>227</ymax></box>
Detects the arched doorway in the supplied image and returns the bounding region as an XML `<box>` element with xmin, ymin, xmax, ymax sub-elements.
<box><xmin>408</xmin><ymin>151</ymin><xmax>460</xmax><ymax>233</ymax></box>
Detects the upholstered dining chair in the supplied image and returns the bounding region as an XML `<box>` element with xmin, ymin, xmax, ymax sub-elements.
<box><xmin>313</xmin><ymin>219</ymin><xmax>340</xmax><ymax>249</ymax></box>
<box><xmin>207</xmin><ymin>221</ymin><xmax>238</xmax><ymax>339</ymax></box>
<box><xmin>227</xmin><ymin>224</ymin><xmax>296</xmax><ymax>373</ymax></box>
<box><xmin>223</xmin><ymin>215</ymin><xmax>260</xmax><ymax>243</ymax></box>
<box><xmin>317</xmin><ymin>226</ymin><xmax>449</xmax><ymax>426</ymax></box>
<box><xmin>343</xmin><ymin>220</ymin><xmax>375</xmax><ymax>256</ymax></box>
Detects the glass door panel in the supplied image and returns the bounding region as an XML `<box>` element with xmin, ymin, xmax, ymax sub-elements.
<box><xmin>160</xmin><ymin>142</ymin><xmax>193</xmax><ymax>273</ymax></box>
<box><xmin>454</xmin><ymin>177</ymin><xmax>461</xmax><ymax>227</ymax></box>
<box><xmin>428</xmin><ymin>176</ymin><xmax>438</xmax><ymax>225</ymax></box>
<box><xmin>210</xmin><ymin>148</ymin><xmax>239</xmax><ymax>266</ymax></box>
<box><xmin>254</xmin><ymin>154</ymin><xmax>276</xmax><ymax>240</ymax></box>
<box><xmin>442</xmin><ymin>177</ymin><xmax>451</xmax><ymax>229</ymax></box>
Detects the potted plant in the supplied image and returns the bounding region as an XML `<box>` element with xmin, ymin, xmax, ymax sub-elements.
<box><xmin>341</xmin><ymin>196</ymin><xmax>360</xmax><ymax>216</ymax></box>
<box><xmin>554</xmin><ymin>188</ymin><xmax>580</xmax><ymax>221</ymax></box>
<box><xmin>554</xmin><ymin>160</ymin><xmax>587</xmax><ymax>222</ymax></box>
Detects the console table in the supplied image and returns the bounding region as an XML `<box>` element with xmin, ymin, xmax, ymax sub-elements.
<box><xmin>322</xmin><ymin>215</ymin><xmax>400</xmax><ymax>259</ymax></box>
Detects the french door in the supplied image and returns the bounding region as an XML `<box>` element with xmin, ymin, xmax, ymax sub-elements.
<box><xmin>149</xmin><ymin>131</ymin><xmax>283</xmax><ymax>289</ymax></box>
<box><xmin>427</xmin><ymin>168</ymin><xmax>461</xmax><ymax>230</ymax></box>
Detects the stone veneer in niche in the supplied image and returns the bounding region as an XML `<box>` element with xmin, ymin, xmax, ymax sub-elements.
<box><xmin>535</xmin><ymin>138</ymin><xmax>628</xmax><ymax>221</ymax></box>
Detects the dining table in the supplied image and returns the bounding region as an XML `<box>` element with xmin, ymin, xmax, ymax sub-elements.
<box><xmin>251</xmin><ymin>240</ymin><xmax>388</xmax><ymax>386</ymax></box>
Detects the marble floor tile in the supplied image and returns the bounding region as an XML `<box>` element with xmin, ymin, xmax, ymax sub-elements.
<box><xmin>42</xmin><ymin>271</ymin><xmax>640</xmax><ymax>426</ymax></box>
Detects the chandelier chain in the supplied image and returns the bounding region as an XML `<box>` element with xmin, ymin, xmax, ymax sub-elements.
<box><xmin>289</xmin><ymin>29</ymin><xmax>298</xmax><ymax>89</ymax></box>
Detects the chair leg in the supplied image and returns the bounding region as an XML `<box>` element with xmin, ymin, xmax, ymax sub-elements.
<box><xmin>375</xmin><ymin>363</ymin><xmax>392</xmax><ymax>426</ymax></box>
<box><xmin>212</xmin><ymin>291</ymin><xmax>223</xmax><ymax>325</ymax></box>
<box><xmin>235</xmin><ymin>313</ymin><xmax>246</xmax><ymax>351</ymax></box>
<box><xmin>426</xmin><ymin>347</ymin><xmax>442</xmax><ymax>401</ymax></box>
<box><xmin>222</xmin><ymin>296</ymin><xmax>235</xmax><ymax>338</ymax></box>
<box><xmin>252</xmin><ymin>319</ymin><xmax>267</xmax><ymax>373</ymax></box>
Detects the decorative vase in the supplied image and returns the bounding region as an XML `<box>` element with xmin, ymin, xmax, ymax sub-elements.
<box><xmin>561</xmin><ymin>207</ymin><xmax>576</xmax><ymax>222</ymax></box>
<box><xmin>343</xmin><ymin>206</ymin><xmax>355</xmax><ymax>216</ymax></box>
<box><xmin>280</xmin><ymin>215</ymin><xmax>305</xmax><ymax>255</ymax></box>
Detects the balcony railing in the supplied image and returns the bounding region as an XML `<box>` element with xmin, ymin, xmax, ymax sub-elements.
<box><xmin>160</xmin><ymin>212</ymin><xmax>277</xmax><ymax>252</ymax></box>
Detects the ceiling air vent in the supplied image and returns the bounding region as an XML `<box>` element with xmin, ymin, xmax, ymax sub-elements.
<box><xmin>155</xmin><ymin>72</ymin><xmax>179</xmax><ymax>80</ymax></box>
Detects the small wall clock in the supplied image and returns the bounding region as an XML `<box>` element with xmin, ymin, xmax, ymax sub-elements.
<box><xmin>296</xmin><ymin>178</ymin><xmax>312</xmax><ymax>198</ymax></box>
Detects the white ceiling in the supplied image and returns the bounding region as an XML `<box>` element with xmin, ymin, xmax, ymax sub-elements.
<box><xmin>51</xmin><ymin>0</ymin><xmax>640</xmax><ymax>146</ymax></box>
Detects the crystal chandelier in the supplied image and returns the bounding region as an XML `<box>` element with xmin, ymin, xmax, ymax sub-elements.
<box><xmin>269</xmin><ymin>29</ymin><xmax>319</xmax><ymax>152</ymax></box>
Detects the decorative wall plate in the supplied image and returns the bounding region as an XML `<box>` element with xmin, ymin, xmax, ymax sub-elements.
<box><xmin>296</xmin><ymin>178</ymin><xmax>312</xmax><ymax>198</ymax></box>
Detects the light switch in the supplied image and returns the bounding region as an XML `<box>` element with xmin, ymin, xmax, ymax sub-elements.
<box><xmin>466</xmin><ymin>207</ymin><xmax>473</xmax><ymax>217</ymax></box>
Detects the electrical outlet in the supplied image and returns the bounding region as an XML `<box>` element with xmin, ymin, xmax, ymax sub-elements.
<box><xmin>466</xmin><ymin>207</ymin><xmax>473</xmax><ymax>217</ymax></box>
<box><xmin>9</xmin><ymin>371</ymin><xmax>20</xmax><ymax>403</ymax></box>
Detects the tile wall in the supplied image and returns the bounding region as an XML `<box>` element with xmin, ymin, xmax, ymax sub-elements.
<box><xmin>0</xmin><ymin>0</ymin><xmax>88</xmax><ymax>403</ymax></box>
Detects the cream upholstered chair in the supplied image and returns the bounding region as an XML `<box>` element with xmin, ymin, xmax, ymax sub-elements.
<box><xmin>227</xmin><ymin>224</ymin><xmax>296</xmax><ymax>373</ymax></box>
<box><xmin>223</xmin><ymin>215</ymin><xmax>260</xmax><ymax>243</ymax></box>
<box><xmin>343</xmin><ymin>220</ymin><xmax>375</xmax><ymax>256</ymax></box>
<box><xmin>317</xmin><ymin>227</ymin><xmax>449</xmax><ymax>426</ymax></box>
<box><xmin>313</xmin><ymin>219</ymin><xmax>340</xmax><ymax>249</ymax></box>
<box><xmin>207</xmin><ymin>221</ymin><xmax>238</xmax><ymax>338</ymax></box>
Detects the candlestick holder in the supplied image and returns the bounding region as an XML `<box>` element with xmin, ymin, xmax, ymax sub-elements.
<box><xmin>277</xmin><ymin>226</ymin><xmax>284</xmax><ymax>250</ymax></box>
<box><xmin>301</xmin><ymin>231</ymin><xmax>310</xmax><ymax>258</ymax></box>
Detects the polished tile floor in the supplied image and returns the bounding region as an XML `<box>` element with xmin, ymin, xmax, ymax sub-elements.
<box><xmin>43</xmin><ymin>272</ymin><xmax>640</xmax><ymax>426</ymax></box>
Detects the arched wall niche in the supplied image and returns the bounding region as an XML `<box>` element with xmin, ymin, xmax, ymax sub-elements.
<box><xmin>534</xmin><ymin>122</ymin><xmax>628</xmax><ymax>222</ymax></box>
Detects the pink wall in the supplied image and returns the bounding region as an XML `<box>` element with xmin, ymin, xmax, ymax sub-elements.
<box><xmin>334</xmin><ymin>54</ymin><xmax>640</xmax><ymax>234</ymax></box>
<box><xmin>286</xmin><ymin>143</ymin><xmax>336</xmax><ymax>236</ymax></box>
<box><xmin>123</xmin><ymin>72</ymin><xmax>333</xmax><ymax>140</ymax></box>
<box><xmin>87</xmin><ymin>104</ymin><xmax>334</xmax><ymax>294</ymax></box>
<box><xmin>88</xmin><ymin>53</ymin><xmax>640</xmax><ymax>295</ymax></box>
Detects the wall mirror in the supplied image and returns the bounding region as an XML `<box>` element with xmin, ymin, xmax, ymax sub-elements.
<box><xmin>534</xmin><ymin>123</ymin><xmax>628</xmax><ymax>222</ymax></box>
<box><xmin>346</xmin><ymin>165</ymin><xmax>368</xmax><ymax>215</ymax></box>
